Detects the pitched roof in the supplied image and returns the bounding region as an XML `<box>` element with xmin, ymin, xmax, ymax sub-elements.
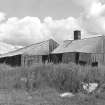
<box><xmin>52</xmin><ymin>36</ymin><xmax>105</xmax><ymax>54</ymax></box>
<box><xmin>0</xmin><ymin>39</ymin><xmax>59</xmax><ymax>58</ymax></box>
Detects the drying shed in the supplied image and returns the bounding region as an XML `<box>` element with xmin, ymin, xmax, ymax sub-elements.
<box><xmin>52</xmin><ymin>31</ymin><xmax>105</xmax><ymax>67</ymax></box>
<box><xmin>0</xmin><ymin>39</ymin><xmax>59</xmax><ymax>67</ymax></box>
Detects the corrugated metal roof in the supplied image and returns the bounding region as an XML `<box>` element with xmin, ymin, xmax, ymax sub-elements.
<box><xmin>0</xmin><ymin>39</ymin><xmax>58</xmax><ymax>58</ymax></box>
<box><xmin>52</xmin><ymin>36</ymin><xmax>105</xmax><ymax>54</ymax></box>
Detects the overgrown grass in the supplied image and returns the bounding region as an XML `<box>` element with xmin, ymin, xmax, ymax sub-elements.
<box><xmin>0</xmin><ymin>63</ymin><xmax>105</xmax><ymax>93</ymax></box>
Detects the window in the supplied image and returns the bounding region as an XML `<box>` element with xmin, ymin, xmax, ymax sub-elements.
<box><xmin>91</xmin><ymin>62</ymin><xmax>98</xmax><ymax>67</ymax></box>
<box><xmin>79</xmin><ymin>61</ymin><xmax>87</xmax><ymax>65</ymax></box>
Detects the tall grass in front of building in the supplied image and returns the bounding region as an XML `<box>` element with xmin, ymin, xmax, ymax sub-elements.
<box><xmin>0</xmin><ymin>63</ymin><xmax>105</xmax><ymax>93</ymax></box>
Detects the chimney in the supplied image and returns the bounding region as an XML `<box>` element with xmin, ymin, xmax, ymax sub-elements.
<box><xmin>74</xmin><ymin>30</ymin><xmax>81</xmax><ymax>40</ymax></box>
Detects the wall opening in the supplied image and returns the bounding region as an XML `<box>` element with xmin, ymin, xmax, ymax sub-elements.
<box><xmin>0</xmin><ymin>55</ymin><xmax>21</xmax><ymax>66</ymax></box>
<box><xmin>42</xmin><ymin>55</ymin><xmax>49</xmax><ymax>63</ymax></box>
<box><xmin>79</xmin><ymin>61</ymin><xmax>87</xmax><ymax>66</ymax></box>
<box><xmin>91</xmin><ymin>62</ymin><xmax>98</xmax><ymax>67</ymax></box>
<box><xmin>52</xmin><ymin>54</ymin><xmax>62</xmax><ymax>64</ymax></box>
<box><xmin>75</xmin><ymin>52</ymin><xmax>79</xmax><ymax>64</ymax></box>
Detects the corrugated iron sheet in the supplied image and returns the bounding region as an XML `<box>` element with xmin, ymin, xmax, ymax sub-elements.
<box><xmin>52</xmin><ymin>36</ymin><xmax>105</xmax><ymax>54</ymax></box>
<box><xmin>0</xmin><ymin>39</ymin><xmax>58</xmax><ymax>58</ymax></box>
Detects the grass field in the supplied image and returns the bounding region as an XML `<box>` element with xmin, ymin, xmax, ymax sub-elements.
<box><xmin>0</xmin><ymin>63</ymin><xmax>105</xmax><ymax>105</ymax></box>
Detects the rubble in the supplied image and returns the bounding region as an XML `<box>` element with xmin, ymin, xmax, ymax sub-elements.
<box><xmin>82</xmin><ymin>82</ymin><xmax>98</xmax><ymax>93</ymax></box>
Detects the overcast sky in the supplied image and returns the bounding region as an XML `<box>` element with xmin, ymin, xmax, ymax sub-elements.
<box><xmin>0</xmin><ymin>0</ymin><xmax>82</xmax><ymax>19</ymax></box>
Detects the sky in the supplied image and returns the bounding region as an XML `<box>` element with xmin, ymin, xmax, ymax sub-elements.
<box><xmin>0</xmin><ymin>0</ymin><xmax>104</xmax><ymax>46</ymax></box>
<box><xmin>0</xmin><ymin>0</ymin><xmax>82</xmax><ymax>19</ymax></box>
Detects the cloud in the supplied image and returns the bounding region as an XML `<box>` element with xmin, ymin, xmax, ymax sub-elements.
<box><xmin>75</xmin><ymin>0</ymin><xmax>105</xmax><ymax>34</ymax></box>
<box><xmin>0</xmin><ymin>16</ymin><xmax>50</xmax><ymax>46</ymax></box>
<box><xmin>0</xmin><ymin>12</ymin><xmax>6</xmax><ymax>22</ymax></box>
<box><xmin>0</xmin><ymin>42</ymin><xmax>22</xmax><ymax>54</ymax></box>
<box><xmin>0</xmin><ymin>0</ymin><xmax>105</xmax><ymax>46</ymax></box>
<box><xmin>44</xmin><ymin>17</ymin><xmax>83</xmax><ymax>42</ymax></box>
<box><xmin>0</xmin><ymin>16</ymin><xmax>82</xmax><ymax>46</ymax></box>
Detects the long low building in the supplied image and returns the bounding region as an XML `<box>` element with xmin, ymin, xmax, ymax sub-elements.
<box><xmin>0</xmin><ymin>30</ymin><xmax>105</xmax><ymax>67</ymax></box>
<box><xmin>52</xmin><ymin>30</ymin><xmax>105</xmax><ymax>67</ymax></box>
<box><xmin>0</xmin><ymin>39</ymin><xmax>59</xmax><ymax>67</ymax></box>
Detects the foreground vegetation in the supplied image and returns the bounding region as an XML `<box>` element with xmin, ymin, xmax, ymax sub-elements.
<box><xmin>0</xmin><ymin>63</ymin><xmax>105</xmax><ymax>105</ymax></box>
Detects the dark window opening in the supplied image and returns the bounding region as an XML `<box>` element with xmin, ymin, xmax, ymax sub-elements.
<box><xmin>79</xmin><ymin>61</ymin><xmax>87</xmax><ymax>66</ymax></box>
<box><xmin>91</xmin><ymin>62</ymin><xmax>98</xmax><ymax>67</ymax></box>
<box><xmin>42</xmin><ymin>55</ymin><xmax>49</xmax><ymax>63</ymax></box>
<box><xmin>0</xmin><ymin>55</ymin><xmax>21</xmax><ymax>66</ymax></box>
<box><xmin>75</xmin><ymin>52</ymin><xmax>79</xmax><ymax>64</ymax></box>
<box><xmin>50</xmin><ymin>54</ymin><xmax>62</xmax><ymax>64</ymax></box>
<box><xmin>42</xmin><ymin>54</ymin><xmax>62</xmax><ymax>64</ymax></box>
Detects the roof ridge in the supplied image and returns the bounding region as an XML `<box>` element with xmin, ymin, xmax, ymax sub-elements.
<box><xmin>79</xmin><ymin>35</ymin><xmax>104</xmax><ymax>41</ymax></box>
<box><xmin>67</xmin><ymin>35</ymin><xmax>104</xmax><ymax>43</ymax></box>
<box><xmin>62</xmin><ymin>35</ymin><xmax>104</xmax><ymax>43</ymax></box>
